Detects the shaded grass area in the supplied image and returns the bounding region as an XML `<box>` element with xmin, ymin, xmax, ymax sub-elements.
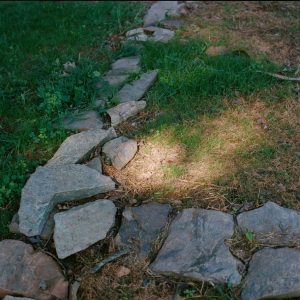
<box><xmin>0</xmin><ymin>1</ymin><xmax>146</xmax><ymax>237</ymax></box>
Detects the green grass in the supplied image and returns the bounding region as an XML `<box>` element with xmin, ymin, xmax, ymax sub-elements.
<box><xmin>0</xmin><ymin>1</ymin><xmax>146</xmax><ymax>237</ymax></box>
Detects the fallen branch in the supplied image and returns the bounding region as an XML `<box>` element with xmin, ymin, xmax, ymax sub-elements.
<box><xmin>257</xmin><ymin>71</ymin><xmax>300</xmax><ymax>81</ymax></box>
<box><xmin>90</xmin><ymin>248</ymin><xmax>130</xmax><ymax>274</ymax></box>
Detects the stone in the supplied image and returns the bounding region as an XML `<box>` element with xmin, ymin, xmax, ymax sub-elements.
<box><xmin>103</xmin><ymin>71</ymin><xmax>129</xmax><ymax>87</ymax></box>
<box><xmin>18</xmin><ymin>164</ymin><xmax>115</xmax><ymax>237</ymax></box>
<box><xmin>47</xmin><ymin>127</ymin><xmax>116</xmax><ymax>166</ymax></box>
<box><xmin>69</xmin><ymin>281</ymin><xmax>80</xmax><ymax>300</ymax></box>
<box><xmin>116</xmin><ymin>70</ymin><xmax>158</xmax><ymax>103</ymax></box>
<box><xmin>86</xmin><ymin>156</ymin><xmax>102</xmax><ymax>173</ymax></box>
<box><xmin>54</xmin><ymin>200</ymin><xmax>116</xmax><ymax>259</ymax></box>
<box><xmin>237</xmin><ymin>201</ymin><xmax>300</xmax><ymax>245</ymax></box>
<box><xmin>126</xmin><ymin>27</ymin><xmax>175</xmax><ymax>43</ymax></box>
<box><xmin>116</xmin><ymin>203</ymin><xmax>171</xmax><ymax>258</ymax></box>
<box><xmin>143</xmin><ymin>1</ymin><xmax>185</xmax><ymax>26</ymax></box>
<box><xmin>205</xmin><ymin>46</ymin><xmax>229</xmax><ymax>56</ymax></box>
<box><xmin>3</xmin><ymin>297</ymin><xmax>34</xmax><ymax>300</ymax></box>
<box><xmin>0</xmin><ymin>240</ymin><xmax>68</xmax><ymax>299</ymax></box>
<box><xmin>160</xmin><ymin>19</ymin><xmax>186</xmax><ymax>30</ymax></box>
<box><xmin>61</xmin><ymin>110</ymin><xmax>103</xmax><ymax>131</ymax></box>
<box><xmin>63</xmin><ymin>61</ymin><xmax>76</xmax><ymax>73</ymax></box>
<box><xmin>111</xmin><ymin>56</ymin><xmax>140</xmax><ymax>74</ymax></box>
<box><xmin>241</xmin><ymin>248</ymin><xmax>300</xmax><ymax>300</ymax></box>
<box><xmin>150</xmin><ymin>208</ymin><xmax>242</xmax><ymax>285</ymax></box>
<box><xmin>116</xmin><ymin>266</ymin><xmax>131</xmax><ymax>278</ymax></box>
<box><xmin>107</xmin><ymin>100</ymin><xmax>146</xmax><ymax>126</ymax></box>
<box><xmin>9</xmin><ymin>210</ymin><xmax>57</xmax><ymax>240</ymax></box>
<box><xmin>102</xmin><ymin>136</ymin><xmax>137</xmax><ymax>170</ymax></box>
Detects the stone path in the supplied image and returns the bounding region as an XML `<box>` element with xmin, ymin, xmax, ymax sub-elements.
<box><xmin>3</xmin><ymin>2</ymin><xmax>300</xmax><ymax>300</ymax></box>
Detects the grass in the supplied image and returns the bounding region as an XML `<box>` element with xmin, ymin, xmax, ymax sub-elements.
<box><xmin>0</xmin><ymin>1</ymin><xmax>146</xmax><ymax>237</ymax></box>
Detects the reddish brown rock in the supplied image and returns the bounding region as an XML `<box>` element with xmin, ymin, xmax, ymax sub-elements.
<box><xmin>0</xmin><ymin>240</ymin><xmax>68</xmax><ymax>300</ymax></box>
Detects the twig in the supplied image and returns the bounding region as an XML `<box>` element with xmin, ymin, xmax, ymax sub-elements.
<box><xmin>90</xmin><ymin>248</ymin><xmax>130</xmax><ymax>274</ymax></box>
<box><xmin>257</xmin><ymin>71</ymin><xmax>300</xmax><ymax>81</ymax></box>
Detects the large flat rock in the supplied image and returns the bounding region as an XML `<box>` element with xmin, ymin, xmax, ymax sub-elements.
<box><xmin>111</xmin><ymin>56</ymin><xmax>140</xmax><ymax>74</ymax></box>
<box><xmin>0</xmin><ymin>240</ymin><xmax>68</xmax><ymax>300</ymax></box>
<box><xmin>237</xmin><ymin>201</ymin><xmax>300</xmax><ymax>245</ymax></box>
<box><xmin>3</xmin><ymin>296</ymin><xmax>34</xmax><ymax>300</ymax></box>
<box><xmin>18</xmin><ymin>164</ymin><xmax>115</xmax><ymax>237</ymax></box>
<box><xmin>107</xmin><ymin>100</ymin><xmax>146</xmax><ymax>126</ymax></box>
<box><xmin>116</xmin><ymin>203</ymin><xmax>171</xmax><ymax>258</ymax></box>
<box><xmin>54</xmin><ymin>200</ymin><xmax>116</xmax><ymax>259</ymax></box>
<box><xmin>126</xmin><ymin>27</ymin><xmax>175</xmax><ymax>43</ymax></box>
<box><xmin>150</xmin><ymin>209</ymin><xmax>242</xmax><ymax>285</ymax></box>
<box><xmin>102</xmin><ymin>136</ymin><xmax>137</xmax><ymax>170</ymax></box>
<box><xmin>61</xmin><ymin>110</ymin><xmax>103</xmax><ymax>131</ymax></box>
<box><xmin>241</xmin><ymin>248</ymin><xmax>300</xmax><ymax>300</ymax></box>
<box><xmin>47</xmin><ymin>127</ymin><xmax>116</xmax><ymax>166</ymax></box>
<box><xmin>143</xmin><ymin>1</ymin><xmax>184</xmax><ymax>26</ymax></box>
<box><xmin>116</xmin><ymin>70</ymin><xmax>157</xmax><ymax>103</ymax></box>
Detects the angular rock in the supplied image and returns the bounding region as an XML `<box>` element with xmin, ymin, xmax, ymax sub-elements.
<box><xmin>116</xmin><ymin>203</ymin><xmax>171</xmax><ymax>258</ymax></box>
<box><xmin>237</xmin><ymin>201</ymin><xmax>300</xmax><ymax>245</ymax></box>
<box><xmin>126</xmin><ymin>27</ymin><xmax>175</xmax><ymax>43</ymax></box>
<box><xmin>241</xmin><ymin>248</ymin><xmax>300</xmax><ymax>300</ymax></box>
<box><xmin>150</xmin><ymin>209</ymin><xmax>242</xmax><ymax>285</ymax></box>
<box><xmin>107</xmin><ymin>100</ymin><xmax>146</xmax><ymax>126</ymax></box>
<box><xmin>116</xmin><ymin>70</ymin><xmax>157</xmax><ymax>103</ymax></box>
<box><xmin>102</xmin><ymin>136</ymin><xmax>137</xmax><ymax>170</ymax></box>
<box><xmin>143</xmin><ymin>1</ymin><xmax>184</xmax><ymax>26</ymax></box>
<box><xmin>0</xmin><ymin>240</ymin><xmax>68</xmax><ymax>299</ymax></box>
<box><xmin>111</xmin><ymin>56</ymin><xmax>140</xmax><ymax>73</ymax></box>
<box><xmin>8</xmin><ymin>213</ymin><xmax>19</xmax><ymax>234</ymax></box>
<box><xmin>18</xmin><ymin>164</ymin><xmax>115</xmax><ymax>237</ymax></box>
<box><xmin>86</xmin><ymin>156</ymin><xmax>102</xmax><ymax>173</ymax></box>
<box><xmin>54</xmin><ymin>200</ymin><xmax>116</xmax><ymax>259</ymax></box>
<box><xmin>47</xmin><ymin>127</ymin><xmax>116</xmax><ymax>166</ymax></box>
<box><xmin>61</xmin><ymin>110</ymin><xmax>103</xmax><ymax>131</ymax></box>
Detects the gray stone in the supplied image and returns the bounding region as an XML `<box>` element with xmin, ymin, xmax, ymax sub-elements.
<box><xmin>63</xmin><ymin>61</ymin><xmax>76</xmax><ymax>73</ymax></box>
<box><xmin>0</xmin><ymin>240</ymin><xmax>68</xmax><ymax>299</ymax></box>
<box><xmin>116</xmin><ymin>70</ymin><xmax>157</xmax><ymax>103</ymax></box>
<box><xmin>9</xmin><ymin>210</ymin><xmax>57</xmax><ymax>240</ymax></box>
<box><xmin>161</xmin><ymin>19</ymin><xmax>186</xmax><ymax>30</ymax></box>
<box><xmin>103</xmin><ymin>71</ymin><xmax>129</xmax><ymax>87</ymax></box>
<box><xmin>102</xmin><ymin>136</ymin><xmax>137</xmax><ymax>170</ymax></box>
<box><xmin>47</xmin><ymin>127</ymin><xmax>116</xmax><ymax>166</ymax></box>
<box><xmin>116</xmin><ymin>203</ymin><xmax>171</xmax><ymax>258</ymax></box>
<box><xmin>143</xmin><ymin>1</ymin><xmax>184</xmax><ymax>26</ymax></box>
<box><xmin>241</xmin><ymin>248</ymin><xmax>300</xmax><ymax>300</ymax></box>
<box><xmin>18</xmin><ymin>164</ymin><xmax>115</xmax><ymax>237</ymax></box>
<box><xmin>150</xmin><ymin>209</ymin><xmax>242</xmax><ymax>285</ymax></box>
<box><xmin>107</xmin><ymin>100</ymin><xmax>146</xmax><ymax>126</ymax></box>
<box><xmin>86</xmin><ymin>157</ymin><xmax>102</xmax><ymax>173</ymax></box>
<box><xmin>61</xmin><ymin>110</ymin><xmax>103</xmax><ymax>131</ymax></box>
<box><xmin>237</xmin><ymin>201</ymin><xmax>300</xmax><ymax>245</ymax></box>
<box><xmin>54</xmin><ymin>200</ymin><xmax>116</xmax><ymax>259</ymax></box>
<box><xmin>3</xmin><ymin>297</ymin><xmax>34</xmax><ymax>300</ymax></box>
<box><xmin>111</xmin><ymin>56</ymin><xmax>140</xmax><ymax>73</ymax></box>
<box><xmin>126</xmin><ymin>27</ymin><xmax>175</xmax><ymax>43</ymax></box>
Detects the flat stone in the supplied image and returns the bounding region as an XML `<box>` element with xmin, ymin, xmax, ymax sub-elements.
<box><xmin>116</xmin><ymin>70</ymin><xmax>157</xmax><ymax>103</ymax></box>
<box><xmin>116</xmin><ymin>203</ymin><xmax>171</xmax><ymax>258</ymax></box>
<box><xmin>9</xmin><ymin>210</ymin><xmax>57</xmax><ymax>240</ymax></box>
<box><xmin>47</xmin><ymin>127</ymin><xmax>117</xmax><ymax>166</ymax></box>
<box><xmin>86</xmin><ymin>157</ymin><xmax>102</xmax><ymax>173</ymax></box>
<box><xmin>111</xmin><ymin>56</ymin><xmax>140</xmax><ymax>73</ymax></box>
<box><xmin>18</xmin><ymin>164</ymin><xmax>115</xmax><ymax>237</ymax></box>
<box><xmin>126</xmin><ymin>27</ymin><xmax>175</xmax><ymax>43</ymax></box>
<box><xmin>102</xmin><ymin>136</ymin><xmax>137</xmax><ymax>170</ymax></box>
<box><xmin>160</xmin><ymin>19</ymin><xmax>186</xmax><ymax>30</ymax></box>
<box><xmin>0</xmin><ymin>240</ymin><xmax>68</xmax><ymax>299</ymax></box>
<box><xmin>143</xmin><ymin>1</ymin><xmax>184</xmax><ymax>26</ymax></box>
<box><xmin>61</xmin><ymin>110</ymin><xmax>103</xmax><ymax>131</ymax></box>
<box><xmin>54</xmin><ymin>200</ymin><xmax>116</xmax><ymax>259</ymax></box>
<box><xmin>241</xmin><ymin>248</ymin><xmax>300</xmax><ymax>300</ymax></box>
<box><xmin>150</xmin><ymin>208</ymin><xmax>242</xmax><ymax>285</ymax></box>
<box><xmin>107</xmin><ymin>100</ymin><xmax>146</xmax><ymax>126</ymax></box>
<box><xmin>103</xmin><ymin>71</ymin><xmax>129</xmax><ymax>87</ymax></box>
<box><xmin>237</xmin><ymin>201</ymin><xmax>300</xmax><ymax>245</ymax></box>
